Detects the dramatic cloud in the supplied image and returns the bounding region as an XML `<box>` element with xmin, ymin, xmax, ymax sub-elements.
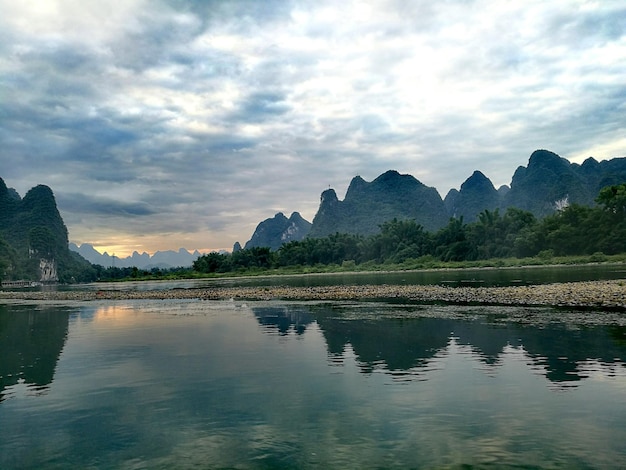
<box><xmin>1</xmin><ymin>0</ymin><xmax>625</xmax><ymax>255</ymax></box>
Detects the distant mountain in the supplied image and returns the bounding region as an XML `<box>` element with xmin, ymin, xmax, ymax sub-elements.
<box><xmin>244</xmin><ymin>212</ymin><xmax>312</xmax><ymax>251</ymax></box>
<box><xmin>69</xmin><ymin>243</ymin><xmax>202</xmax><ymax>269</ymax></box>
<box><xmin>503</xmin><ymin>149</ymin><xmax>591</xmax><ymax>216</ymax></box>
<box><xmin>302</xmin><ymin>150</ymin><xmax>626</xmax><ymax>239</ymax></box>
<box><xmin>502</xmin><ymin>149</ymin><xmax>626</xmax><ymax>216</ymax></box>
<box><xmin>444</xmin><ymin>170</ymin><xmax>500</xmax><ymax>222</ymax></box>
<box><xmin>0</xmin><ymin>178</ymin><xmax>94</xmax><ymax>283</ymax></box>
<box><xmin>309</xmin><ymin>170</ymin><xmax>449</xmax><ymax>238</ymax></box>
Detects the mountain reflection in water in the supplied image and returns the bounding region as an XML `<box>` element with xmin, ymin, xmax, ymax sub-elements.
<box><xmin>2</xmin><ymin>302</ymin><xmax>624</xmax><ymax>402</ymax></box>
<box><xmin>1</xmin><ymin>300</ymin><xmax>626</xmax><ymax>468</ymax></box>
<box><xmin>0</xmin><ymin>305</ymin><xmax>71</xmax><ymax>402</ymax></box>
<box><xmin>252</xmin><ymin>304</ymin><xmax>626</xmax><ymax>388</ymax></box>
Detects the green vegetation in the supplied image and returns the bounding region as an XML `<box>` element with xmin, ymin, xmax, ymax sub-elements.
<box><xmin>194</xmin><ymin>184</ymin><xmax>626</xmax><ymax>276</ymax></box>
<box><xmin>0</xmin><ymin>181</ymin><xmax>95</xmax><ymax>283</ymax></box>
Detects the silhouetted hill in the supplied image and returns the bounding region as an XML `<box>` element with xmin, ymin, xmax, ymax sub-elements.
<box><xmin>309</xmin><ymin>170</ymin><xmax>449</xmax><ymax>238</ymax></box>
<box><xmin>244</xmin><ymin>212</ymin><xmax>312</xmax><ymax>251</ymax></box>
<box><xmin>302</xmin><ymin>150</ymin><xmax>626</xmax><ymax>238</ymax></box>
<box><xmin>0</xmin><ymin>178</ymin><xmax>94</xmax><ymax>283</ymax></box>
<box><xmin>444</xmin><ymin>170</ymin><xmax>500</xmax><ymax>222</ymax></box>
<box><xmin>500</xmin><ymin>150</ymin><xmax>626</xmax><ymax>216</ymax></box>
<box><xmin>504</xmin><ymin>150</ymin><xmax>591</xmax><ymax>216</ymax></box>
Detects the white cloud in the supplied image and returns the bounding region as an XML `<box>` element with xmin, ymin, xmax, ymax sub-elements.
<box><xmin>1</xmin><ymin>0</ymin><xmax>625</xmax><ymax>255</ymax></box>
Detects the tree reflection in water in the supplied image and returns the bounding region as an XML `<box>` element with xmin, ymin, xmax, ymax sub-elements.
<box><xmin>252</xmin><ymin>303</ymin><xmax>626</xmax><ymax>388</ymax></box>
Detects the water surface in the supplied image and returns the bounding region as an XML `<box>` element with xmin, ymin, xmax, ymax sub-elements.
<box><xmin>53</xmin><ymin>262</ymin><xmax>626</xmax><ymax>292</ymax></box>
<box><xmin>1</xmin><ymin>300</ymin><xmax>625</xmax><ymax>468</ymax></box>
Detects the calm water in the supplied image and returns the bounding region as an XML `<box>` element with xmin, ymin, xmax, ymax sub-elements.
<box><xmin>1</xmin><ymin>299</ymin><xmax>626</xmax><ymax>469</ymax></box>
<box><xmin>54</xmin><ymin>262</ymin><xmax>626</xmax><ymax>292</ymax></box>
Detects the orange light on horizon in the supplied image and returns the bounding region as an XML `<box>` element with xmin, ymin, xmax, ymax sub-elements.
<box><xmin>71</xmin><ymin>227</ymin><xmax>240</xmax><ymax>259</ymax></box>
<box><xmin>83</xmin><ymin>244</ymin><xmax>226</xmax><ymax>259</ymax></box>
<box><xmin>72</xmin><ymin>232</ymin><xmax>232</xmax><ymax>258</ymax></box>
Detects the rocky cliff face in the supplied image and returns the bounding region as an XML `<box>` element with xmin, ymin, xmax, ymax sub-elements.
<box><xmin>39</xmin><ymin>258</ymin><xmax>58</xmax><ymax>282</ymax></box>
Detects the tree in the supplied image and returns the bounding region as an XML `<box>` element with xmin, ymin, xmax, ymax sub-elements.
<box><xmin>193</xmin><ymin>252</ymin><xmax>229</xmax><ymax>273</ymax></box>
<box><xmin>231</xmin><ymin>247</ymin><xmax>274</xmax><ymax>270</ymax></box>
<box><xmin>434</xmin><ymin>217</ymin><xmax>473</xmax><ymax>261</ymax></box>
<box><xmin>367</xmin><ymin>218</ymin><xmax>431</xmax><ymax>263</ymax></box>
<box><xmin>596</xmin><ymin>184</ymin><xmax>626</xmax><ymax>214</ymax></box>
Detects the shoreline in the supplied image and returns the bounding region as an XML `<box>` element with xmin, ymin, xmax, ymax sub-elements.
<box><xmin>1</xmin><ymin>279</ymin><xmax>626</xmax><ymax>309</ymax></box>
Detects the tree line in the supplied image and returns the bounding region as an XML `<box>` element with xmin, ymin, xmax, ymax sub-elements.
<box><xmin>194</xmin><ymin>184</ymin><xmax>626</xmax><ymax>274</ymax></box>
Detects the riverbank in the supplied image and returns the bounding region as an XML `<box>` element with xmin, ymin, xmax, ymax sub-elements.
<box><xmin>2</xmin><ymin>279</ymin><xmax>626</xmax><ymax>309</ymax></box>
<box><xmin>91</xmin><ymin>256</ymin><xmax>626</xmax><ymax>283</ymax></box>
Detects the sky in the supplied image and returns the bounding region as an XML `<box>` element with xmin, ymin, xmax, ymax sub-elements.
<box><xmin>1</xmin><ymin>0</ymin><xmax>625</xmax><ymax>257</ymax></box>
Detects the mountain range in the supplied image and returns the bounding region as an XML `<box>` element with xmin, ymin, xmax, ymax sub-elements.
<box><xmin>4</xmin><ymin>148</ymin><xmax>626</xmax><ymax>281</ymax></box>
<box><xmin>244</xmin><ymin>149</ymin><xmax>626</xmax><ymax>249</ymax></box>
<box><xmin>69</xmin><ymin>243</ymin><xmax>202</xmax><ymax>269</ymax></box>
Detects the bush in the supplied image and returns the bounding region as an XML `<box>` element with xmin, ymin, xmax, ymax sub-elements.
<box><xmin>589</xmin><ymin>251</ymin><xmax>607</xmax><ymax>262</ymax></box>
<box><xmin>341</xmin><ymin>260</ymin><xmax>356</xmax><ymax>270</ymax></box>
<box><xmin>538</xmin><ymin>249</ymin><xmax>554</xmax><ymax>260</ymax></box>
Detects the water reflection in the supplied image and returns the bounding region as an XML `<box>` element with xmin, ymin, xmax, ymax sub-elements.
<box><xmin>1</xmin><ymin>300</ymin><xmax>625</xmax><ymax>468</ymax></box>
<box><xmin>252</xmin><ymin>304</ymin><xmax>626</xmax><ymax>388</ymax></box>
<box><xmin>0</xmin><ymin>305</ymin><xmax>71</xmax><ymax>401</ymax></box>
<box><xmin>253</xmin><ymin>306</ymin><xmax>314</xmax><ymax>335</ymax></box>
<box><xmin>519</xmin><ymin>325</ymin><xmax>624</xmax><ymax>386</ymax></box>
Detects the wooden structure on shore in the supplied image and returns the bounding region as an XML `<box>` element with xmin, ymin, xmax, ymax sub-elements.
<box><xmin>1</xmin><ymin>280</ymin><xmax>42</xmax><ymax>288</ymax></box>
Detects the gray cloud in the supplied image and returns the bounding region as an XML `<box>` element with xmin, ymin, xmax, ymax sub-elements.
<box><xmin>1</xmin><ymin>0</ymin><xmax>625</xmax><ymax>254</ymax></box>
<box><xmin>233</xmin><ymin>92</ymin><xmax>291</xmax><ymax>122</ymax></box>
<box><xmin>58</xmin><ymin>193</ymin><xmax>156</xmax><ymax>217</ymax></box>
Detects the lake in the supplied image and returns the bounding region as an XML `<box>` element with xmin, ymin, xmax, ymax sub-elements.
<box><xmin>1</xmin><ymin>297</ymin><xmax>625</xmax><ymax>469</ymax></box>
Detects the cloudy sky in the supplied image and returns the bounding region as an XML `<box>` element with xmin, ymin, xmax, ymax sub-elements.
<box><xmin>2</xmin><ymin>0</ymin><xmax>625</xmax><ymax>256</ymax></box>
